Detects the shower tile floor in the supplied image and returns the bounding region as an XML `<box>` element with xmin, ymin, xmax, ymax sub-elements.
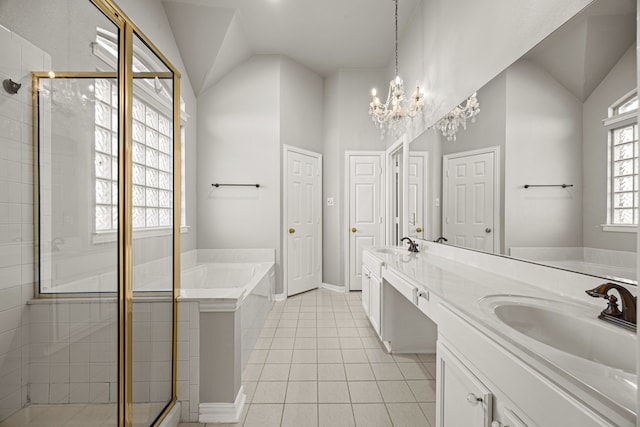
<box><xmin>180</xmin><ymin>288</ymin><xmax>437</xmax><ymax>427</ymax></box>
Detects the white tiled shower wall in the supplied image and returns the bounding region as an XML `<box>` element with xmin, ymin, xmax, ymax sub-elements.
<box><xmin>0</xmin><ymin>25</ymin><xmax>50</xmax><ymax>422</ymax></box>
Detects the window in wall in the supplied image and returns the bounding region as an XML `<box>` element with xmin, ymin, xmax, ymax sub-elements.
<box><xmin>606</xmin><ymin>91</ymin><xmax>638</xmax><ymax>228</ymax></box>
<box><xmin>93</xmin><ymin>29</ymin><xmax>187</xmax><ymax>237</ymax></box>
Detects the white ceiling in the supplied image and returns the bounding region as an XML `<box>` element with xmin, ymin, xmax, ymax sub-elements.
<box><xmin>162</xmin><ymin>0</ymin><xmax>421</xmax><ymax>95</ymax></box>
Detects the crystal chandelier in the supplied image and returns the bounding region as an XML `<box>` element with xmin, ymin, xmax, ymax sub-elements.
<box><xmin>434</xmin><ymin>93</ymin><xmax>480</xmax><ymax>141</ymax></box>
<box><xmin>369</xmin><ymin>0</ymin><xmax>424</xmax><ymax>139</ymax></box>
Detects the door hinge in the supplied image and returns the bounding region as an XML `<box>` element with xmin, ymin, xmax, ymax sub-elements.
<box><xmin>379</xmin><ymin>167</ymin><xmax>383</xmax><ymax>176</ymax></box>
<box><xmin>446</xmin><ymin>216</ymin><xmax>449</xmax><ymax>224</ymax></box>
<box><xmin>445</xmin><ymin>169</ymin><xmax>449</xmax><ymax>178</ymax></box>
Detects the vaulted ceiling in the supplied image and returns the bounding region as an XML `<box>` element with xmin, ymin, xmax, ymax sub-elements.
<box><xmin>162</xmin><ymin>0</ymin><xmax>421</xmax><ymax>96</ymax></box>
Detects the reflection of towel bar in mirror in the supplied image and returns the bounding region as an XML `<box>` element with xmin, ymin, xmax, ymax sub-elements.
<box><xmin>212</xmin><ymin>183</ymin><xmax>260</xmax><ymax>188</ymax></box>
<box><xmin>523</xmin><ymin>184</ymin><xmax>574</xmax><ymax>189</ymax></box>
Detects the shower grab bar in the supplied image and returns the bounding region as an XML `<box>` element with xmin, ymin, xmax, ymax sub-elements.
<box><xmin>212</xmin><ymin>183</ymin><xmax>260</xmax><ymax>188</ymax></box>
<box><xmin>523</xmin><ymin>184</ymin><xmax>573</xmax><ymax>189</ymax></box>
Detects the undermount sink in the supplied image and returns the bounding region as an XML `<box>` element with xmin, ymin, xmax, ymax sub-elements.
<box><xmin>480</xmin><ymin>295</ymin><xmax>636</xmax><ymax>374</ymax></box>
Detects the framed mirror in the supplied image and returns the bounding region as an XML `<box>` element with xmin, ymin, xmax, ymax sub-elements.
<box><xmin>409</xmin><ymin>0</ymin><xmax>638</xmax><ymax>284</ymax></box>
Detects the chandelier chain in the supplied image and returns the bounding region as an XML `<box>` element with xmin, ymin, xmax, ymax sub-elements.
<box><xmin>394</xmin><ymin>0</ymin><xmax>398</xmax><ymax>77</ymax></box>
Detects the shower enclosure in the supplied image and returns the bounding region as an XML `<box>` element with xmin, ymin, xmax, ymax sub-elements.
<box><xmin>0</xmin><ymin>0</ymin><xmax>180</xmax><ymax>426</ymax></box>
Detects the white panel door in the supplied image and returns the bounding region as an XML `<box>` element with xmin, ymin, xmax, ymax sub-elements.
<box><xmin>348</xmin><ymin>154</ymin><xmax>384</xmax><ymax>290</ymax></box>
<box><xmin>444</xmin><ymin>151</ymin><xmax>495</xmax><ymax>252</ymax></box>
<box><xmin>286</xmin><ymin>149</ymin><xmax>321</xmax><ymax>296</ymax></box>
<box><xmin>407</xmin><ymin>154</ymin><xmax>426</xmax><ymax>240</ymax></box>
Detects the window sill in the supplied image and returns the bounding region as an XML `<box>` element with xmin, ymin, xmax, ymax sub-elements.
<box><xmin>601</xmin><ymin>224</ymin><xmax>638</xmax><ymax>233</ymax></box>
<box><xmin>93</xmin><ymin>225</ymin><xmax>190</xmax><ymax>244</ymax></box>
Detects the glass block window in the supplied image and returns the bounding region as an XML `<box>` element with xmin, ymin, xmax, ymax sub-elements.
<box><xmin>94</xmin><ymin>78</ymin><xmax>175</xmax><ymax>232</ymax></box>
<box><xmin>607</xmin><ymin>93</ymin><xmax>638</xmax><ymax>226</ymax></box>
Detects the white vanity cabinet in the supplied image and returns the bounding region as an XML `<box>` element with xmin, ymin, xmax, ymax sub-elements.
<box><xmin>362</xmin><ymin>251</ymin><xmax>384</xmax><ymax>337</ymax></box>
<box><xmin>437</xmin><ymin>341</ymin><xmax>493</xmax><ymax>427</ymax></box>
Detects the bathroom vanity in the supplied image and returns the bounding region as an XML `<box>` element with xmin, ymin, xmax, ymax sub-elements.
<box><xmin>362</xmin><ymin>242</ymin><xmax>636</xmax><ymax>427</ymax></box>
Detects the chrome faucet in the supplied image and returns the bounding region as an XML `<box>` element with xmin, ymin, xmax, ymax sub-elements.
<box><xmin>400</xmin><ymin>237</ymin><xmax>419</xmax><ymax>253</ymax></box>
<box><xmin>586</xmin><ymin>283</ymin><xmax>636</xmax><ymax>331</ymax></box>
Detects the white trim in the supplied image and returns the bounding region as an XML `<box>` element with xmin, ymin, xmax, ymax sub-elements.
<box><xmin>601</xmin><ymin>224</ymin><xmax>638</xmax><ymax>233</ymax></box>
<box><xmin>274</xmin><ymin>293</ymin><xmax>287</xmax><ymax>302</ymax></box>
<box><xmin>198</xmin><ymin>298</ymin><xmax>242</xmax><ymax>312</ymax></box>
<box><xmin>442</xmin><ymin>146</ymin><xmax>502</xmax><ymax>254</ymax></box>
<box><xmin>603</xmin><ymin>111</ymin><xmax>636</xmax><ymax>128</ymax></box>
<box><xmin>321</xmin><ymin>282</ymin><xmax>347</xmax><ymax>293</ymax></box>
<box><xmin>157</xmin><ymin>402</ymin><xmax>180</xmax><ymax>427</ymax></box>
<box><xmin>344</xmin><ymin>151</ymin><xmax>386</xmax><ymax>292</ymax></box>
<box><xmin>385</xmin><ymin>136</ymin><xmax>408</xmax><ymax>246</ymax></box>
<box><xmin>199</xmin><ymin>386</ymin><xmax>246</xmax><ymax>424</ymax></box>
<box><xmin>408</xmin><ymin>151</ymin><xmax>430</xmax><ymax>240</ymax></box>
<box><xmin>282</xmin><ymin>145</ymin><xmax>323</xmax><ymax>297</ymax></box>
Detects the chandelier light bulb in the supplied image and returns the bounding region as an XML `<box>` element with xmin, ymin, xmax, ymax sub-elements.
<box><xmin>371</xmin><ymin>88</ymin><xmax>377</xmax><ymax>97</ymax></box>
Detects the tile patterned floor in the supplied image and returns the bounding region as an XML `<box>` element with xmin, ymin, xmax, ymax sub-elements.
<box><xmin>180</xmin><ymin>288</ymin><xmax>437</xmax><ymax>427</ymax></box>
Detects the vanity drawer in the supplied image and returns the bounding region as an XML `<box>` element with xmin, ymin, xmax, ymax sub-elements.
<box><xmin>363</xmin><ymin>250</ymin><xmax>384</xmax><ymax>279</ymax></box>
<box><xmin>383</xmin><ymin>269</ymin><xmax>417</xmax><ymax>305</ymax></box>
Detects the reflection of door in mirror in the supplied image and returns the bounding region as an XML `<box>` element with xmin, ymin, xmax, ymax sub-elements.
<box><xmin>408</xmin><ymin>152</ymin><xmax>428</xmax><ymax>240</ymax></box>
<box><xmin>443</xmin><ymin>147</ymin><xmax>499</xmax><ymax>253</ymax></box>
<box><xmin>391</xmin><ymin>148</ymin><xmax>403</xmax><ymax>245</ymax></box>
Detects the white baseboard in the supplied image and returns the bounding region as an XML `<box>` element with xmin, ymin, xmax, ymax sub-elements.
<box><xmin>199</xmin><ymin>386</ymin><xmax>246</xmax><ymax>424</ymax></box>
<box><xmin>274</xmin><ymin>293</ymin><xmax>286</xmax><ymax>302</ymax></box>
<box><xmin>158</xmin><ymin>401</ymin><xmax>180</xmax><ymax>427</ymax></box>
<box><xmin>321</xmin><ymin>282</ymin><xmax>347</xmax><ymax>293</ymax></box>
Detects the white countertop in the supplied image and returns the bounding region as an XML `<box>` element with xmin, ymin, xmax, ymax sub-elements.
<box><xmin>365</xmin><ymin>245</ymin><xmax>637</xmax><ymax>425</ymax></box>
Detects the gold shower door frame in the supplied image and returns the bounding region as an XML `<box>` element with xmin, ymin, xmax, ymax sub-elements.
<box><xmin>32</xmin><ymin>0</ymin><xmax>181</xmax><ymax>425</ymax></box>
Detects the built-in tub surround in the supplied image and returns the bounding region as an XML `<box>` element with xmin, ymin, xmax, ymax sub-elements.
<box><xmin>369</xmin><ymin>241</ymin><xmax>637</xmax><ymax>425</ymax></box>
<box><xmin>177</xmin><ymin>249</ymin><xmax>275</xmax><ymax>423</ymax></box>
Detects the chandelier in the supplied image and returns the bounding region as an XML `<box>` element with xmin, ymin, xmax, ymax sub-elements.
<box><xmin>368</xmin><ymin>0</ymin><xmax>424</xmax><ymax>139</ymax></box>
<box><xmin>434</xmin><ymin>93</ymin><xmax>480</xmax><ymax>141</ymax></box>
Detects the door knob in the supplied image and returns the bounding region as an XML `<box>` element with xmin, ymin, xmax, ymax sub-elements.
<box><xmin>289</xmin><ymin>228</ymin><xmax>295</xmax><ymax>234</ymax></box>
<box><xmin>416</xmin><ymin>227</ymin><xmax>423</xmax><ymax>233</ymax></box>
<box><xmin>351</xmin><ymin>227</ymin><xmax>357</xmax><ymax>233</ymax></box>
<box><xmin>485</xmin><ymin>228</ymin><xmax>492</xmax><ymax>233</ymax></box>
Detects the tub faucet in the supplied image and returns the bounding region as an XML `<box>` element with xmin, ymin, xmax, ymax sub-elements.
<box><xmin>400</xmin><ymin>237</ymin><xmax>419</xmax><ymax>253</ymax></box>
<box><xmin>586</xmin><ymin>282</ymin><xmax>636</xmax><ymax>331</ymax></box>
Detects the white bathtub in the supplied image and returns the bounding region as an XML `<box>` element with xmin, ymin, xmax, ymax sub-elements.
<box><xmin>176</xmin><ymin>251</ymin><xmax>275</xmax><ymax>423</ymax></box>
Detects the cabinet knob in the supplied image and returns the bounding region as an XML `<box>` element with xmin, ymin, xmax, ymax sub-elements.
<box><xmin>416</xmin><ymin>227</ymin><xmax>423</xmax><ymax>233</ymax></box>
<box><xmin>466</xmin><ymin>393</ymin><xmax>483</xmax><ymax>405</ymax></box>
<box><xmin>351</xmin><ymin>227</ymin><xmax>357</xmax><ymax>233</ymax></box>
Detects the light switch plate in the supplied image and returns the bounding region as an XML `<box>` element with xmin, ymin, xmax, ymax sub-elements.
<box><xmin>327</xmin><ymin>197</ymin><xmax>334</xmax><ymax>206</ymax></box>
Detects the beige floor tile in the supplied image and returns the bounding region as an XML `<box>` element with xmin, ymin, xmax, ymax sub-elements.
<box><xmin>318</xmin><ymin>348</ymin><xmax>343</xmax><ymax>363</ymax></box>
<box><xmin>243</xmin><ymin>381</ymin><xmax>258</xmax><ymax>404</ymax></box>
<box><xmin>351</xmin><ymin>403</ymin><xmax>392</xmax><ymax>427</ymax></box>
<box><xmin>362</xmin><ymin>337</ymin><xmax>386</xmax><ymax>349</ymax></box>
<box><xmin>318</xmin><ymin>381</ymin><xmax>351</xmax><ymax>403</ymax></box>
<box><xmin>296</xmin><ymin>328</ymin><xmax>317</xmax><ymax>337</ymax></box>
<box><xmin>278</xmin><ymin>319</ymin><xmax>298</xmax><ymax>328</ymax></box>
<box><xmin>289</xmin><ymin>363</ymin><xmax>318</xmax><ymax>381</ymax></box>
<box><xmin>242</xmin><ymin>364</ymin><xmax>263</xmax><ymax>381</ymax></box>
<box><xmin>298</xmin><ymin>319</ymin><xmax>317</xmax><ymax>328</ymax></box>
<box><xmin>252</xmin><ymin>381</ymin><xmax>287</xmax><ymax>403</ymax></box>
<box><xmin>377</xmin><ymin>380</ymin><xmax>416</xmax><ymax>403</ymax></box>
<box><xmin>300</xmin><ymin>305</ymin><xmax>318</xmax><ymax>312</ymax></box>
<box><xmin>335</xmin><ymin>319</ymin><xmax>357</xmax><ymax>328</ymax></box>
<box><xmin>280</xmin><ymin>312</ymin><xmax>300</xmax><ymax>319</ymax></box>
<box><xmin>292</xmin><ymin>349</ymin><xmax>317</xmax><ymax>364</ymax></box>
<box><xmin>344</xmin><ymin>363</ymin><xmax>375</xmax><ymax>381</ymax></box>
<box><xmin>365</xmin><ymin>348</ymin><xmax>395</xmax><ymax>363</ymax></box>
<box><xmin>265</xmin><ymin>349</ymin><xmax>293</xmax><ymax>364</ymax></box>
<box><xmin>341</xmin><ymin>349</ymin><xmax>369</xmax><ymax>364</ymax></box>
<box><xmin>398</xmin><ymin>362</ymin><xmax>431</xmax><ymax>380</ymax></box>
<box><xmin>417</xmin><ymin>353</ymin><xmax>437</xmax><ymax>363</ymax></box>
<box><xmin>407</xmin><ymin>380</ymin><xmax>436</xmax><ymax>402</ymax></box>
<box><xmin>386</xmin><ymin>402</ymin><xmax>429</xmax><ymax>426</ymax></box>
<box><xmin>254</xmin><ymin>337</ymin><xmax>273</xmax><ymax>349</ymax></box>
<box><xmin>317</xmin><ymin>337</ymin><xmax>341</xmax><ymax>349</ymax></box>
<box><xmin>337</xmin><ymin>327</ymin><xmax>359</xmax><ymax>337</ymax></box>
<box><xmin>247</xmin><ymin>349</ymin><xmax>269</xmax><ymax>364</ymax></box>
<box><xmin>317</xmin><ymin>328</ymin><xmax>338</xmax><ymax>337</ymax></box>
<box><xmin>339</xmin><ymin>337</ymin><xmax>363</xmax><ymax>349</ymax></box>
<box><xmin>392</xmin><ymin>353</ymin><xmax>420</xmax><ymax>363</ymax></box>
<box><xmin>259</xmin><ymin>327</ymin><xmax>276</xmax><ymax>338</ymax></box>
<box><xmin>318</xmin><ymin>363</ymin><xmax>346</xmax><ymax>381</ymax></box>
<box><xmin>281</xmin><ymin>404</ymin><xmax>318</xmax><ymax>427</ymax></box>
<box><xmin>259</xmin><ymin>364</ymin><xmax>291</xmax><ymax>381</ymax></box>
<box><xmin>270</xmin><ymin>337</ymin><xmax>295</xmax><ymax>349</ymax></box>
<box><xmin>317</xmin><ymin>319</ymin><xmax>337</xmax><ymax>328</ymax></box>
<box><xmin>318</xmin><ymin>404</ymin><xmax>355</xmax><ymax>427</ymax></box>
<box><xmin>423</xmin><ymin>361</ymin><xmax>437</xmax><ymax>378</ymax></box>
<box><xmin>317</xmin><ymin>313</ymin><xmax>335</xmax><ymax>320</ymax></box>
<box><xmin>294</xmin><ymin>337</ymin><xmax>318</xmax><ymax>349</ymax></box>
<box><xmin>298</xmin><ymin>312</ymin><xmax>316</xmax><ymax>320</ymax></box>
<box><xmin>243</xmin><ymin>404</ymin><xmax>283</xmax><ymax>427</ymax></box>
<box><xmin>275</xmin><ymin>327</ymin><xmax>297</xmax><ymax>338</ymax></box>
<box><xmin>356</xmin><ymin>327</ymin><xmax>376</xmax><ymax>337</ymax></box>
<box><xmin>370</xmin><ymin>363</ymin><xmax>404</xmax><ymax>380</ymax></box>
<box><xmin>334</xmin><ymin>312</ymin><xmax>354</xmax><ymax>319</ymax></box>
<box><xmin>285</xmin><ymin>381</ymin><xmax>318</xmax><ymax>403</ymax></box>
<box><xmin>348</xmin><ymin>381</ymin><xmax>383</xmax><ymax>403</ymax></box>
<box><xmin>420</xmin><ymin>402</ymin><xmax>436</xmax><ymax>426</ymax></box>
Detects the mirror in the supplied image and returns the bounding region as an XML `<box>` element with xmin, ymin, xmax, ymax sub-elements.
<box><xmin>411</xmin><ymin>0</ymin><xmax>638</xmax><ymax>284</ymax></box>
<box><xmin>386</xmin><ymin>139</ymin><xmax>405</xmax><ymax>245</ymax></box>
